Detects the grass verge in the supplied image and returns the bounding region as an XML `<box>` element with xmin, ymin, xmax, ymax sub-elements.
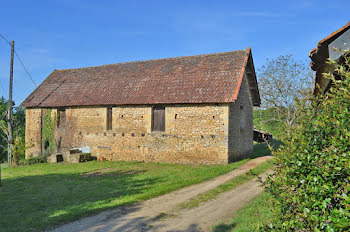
<box><xmin>212</xmin><ymin>192</ymin><xmax>273</xmax><ymax>232</ymax></box>
<box><xmin>0</xmin><ymin>159</ymin><xmax>249</xmax><ymax>232</ymax></box>
<box><xmin>178</xmin><ymin>160</ymin><xmax>274</xmax><ymax>210</ymax></box>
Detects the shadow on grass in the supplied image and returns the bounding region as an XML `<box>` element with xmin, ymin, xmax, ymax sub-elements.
<box><xmin>0</xmin><ymin>169</ymin><xmax>162</xmax><ymax>232</ymax></box>
<box><xmin>212</xmin><ymin>222</ymin><xmax>236</xmax><ymax>232</ymax></box>
<box><xmin>252</xmin><ymin>139</ymin><xmax>282</xmax><ymax>158</ymax></box>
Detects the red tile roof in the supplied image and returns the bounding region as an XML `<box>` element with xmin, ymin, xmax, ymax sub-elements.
<box><xmin>22</xmin><ymin>48</ymin><xmax>260</xmax><ymax>108</ymax></box>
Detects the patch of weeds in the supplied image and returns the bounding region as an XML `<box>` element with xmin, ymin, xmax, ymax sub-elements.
<box><xmin>212</xmin><ymin>222</ymin><xmax>236</xmax><ymax>232</ymax></box>
<box><xmin>152</xmin><ymin>212</ymin><xmax>176</xmax><ymax>222</ymax></box>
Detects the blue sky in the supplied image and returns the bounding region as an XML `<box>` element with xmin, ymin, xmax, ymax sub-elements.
<box><xmin>0</xmin><ymin>0</ymin><xmax>348</xmax><ymax>105</ymax></box>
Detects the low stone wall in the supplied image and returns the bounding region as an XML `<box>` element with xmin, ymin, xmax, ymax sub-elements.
<box><xmin>47</xmin><ymin>152</ymin><xmax>80</xmax><ymax>164</ymax></box>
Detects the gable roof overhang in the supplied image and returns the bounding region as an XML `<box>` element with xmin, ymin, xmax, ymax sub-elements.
<box><xmin>245</xmin><ymin>50</ymin><xmax>261</xmax><ymax>106</ymax></box>
<box><xmin>21</xmin><ymin>48</ymin><xmax>260</xmax><ymax>108</ymax></box>
<box><xmin>309</xmin><ymin>21</ymin><xmax>350</xmax><ymax>94</ymax></box>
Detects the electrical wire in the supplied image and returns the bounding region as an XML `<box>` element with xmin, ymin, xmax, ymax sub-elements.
<box><xmin>0</xmin><ymin>32</ymin><xmax>38</xmax><ymax>87</ymax></box>
<box><xmin>14</xmin><ymin>51</ymin><xmax>37</xmax><ymax>87</ymax></box>
<box><xmin>0</xmin><ymin>33</ymin><xmax>10</xmax><ymax>96</ymax></box>
<box><xmin>0</xmin><ymin>33</ymin><xmax>10</xmax><ymax>45</ymax></box>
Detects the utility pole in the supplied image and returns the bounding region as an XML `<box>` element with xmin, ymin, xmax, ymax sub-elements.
<box><xmin>7</xmin><ymin>41</ymin><xmax>14</xmax><ymax>167</ymax></box>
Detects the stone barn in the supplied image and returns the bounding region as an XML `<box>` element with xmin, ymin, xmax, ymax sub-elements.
<box><xmin>22</xmin><ymin>48</ymin><xmax>260</xmax><ymax>165</ymax></box>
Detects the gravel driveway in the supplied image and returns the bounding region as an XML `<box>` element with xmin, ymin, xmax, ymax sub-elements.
<box><xmin>51</xmin><ymin>156</ymin><xmax>272</xmax><ymax>232</ymax></box>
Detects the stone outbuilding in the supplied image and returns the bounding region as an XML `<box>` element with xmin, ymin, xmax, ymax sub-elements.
<box><xmin>309</xmin><ymin>21</ymin><xmax>350</xmax><ymax>94</ymax></box>
<box><xmin>22</xmin><ymin>48</ymin><xmax>260</xmax><ymax>164</ymax></box>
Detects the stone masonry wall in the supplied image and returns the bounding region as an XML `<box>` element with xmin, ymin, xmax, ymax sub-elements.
<box><xmin>25</xmin><ymin>108</ymin><xmax>42</xmax><ymax>158</ymax></box>
<box><xmin>25</xmin><ymin>104</ymin><xmax>230</xmax><ymax>164</ymax></box>
<box><xmin>228</xmin><ymin>73</ymin><xmax>254</xmax><ymax>161</ymax></box>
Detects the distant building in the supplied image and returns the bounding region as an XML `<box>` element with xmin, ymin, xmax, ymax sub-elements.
<box><xmin>309</xmin><ymin>21</ymin><xmax>350</xmax><ymax>94</ymax></box>
<box><xmin>253</xmin><ymin>129</ymin><xmax>272</xmax><ymax>143</ymax></box>
<box><xmin>22</xmin><ymin>48</ymin><xmax>260</xmax><ymax>165</ymax></box>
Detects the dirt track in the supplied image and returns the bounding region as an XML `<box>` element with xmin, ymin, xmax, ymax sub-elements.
<box><xmin>51</xmin><ymin>156</ymin><xmax>272</xmax><ymax>232</ymax></box>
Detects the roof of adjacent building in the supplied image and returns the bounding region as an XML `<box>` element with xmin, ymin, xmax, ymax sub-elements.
<box><xmin>21</xmin><ymin>48</ymin><xmax>260</xmax><ymax>108</ymax></box>
<box><xmin>309</xmin><ymin>21</ymin><xmax>350</xmax><ymax>94</ymax></box>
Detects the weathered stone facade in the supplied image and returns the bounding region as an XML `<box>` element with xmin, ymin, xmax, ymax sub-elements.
<box><xmin>228</xmin><ymin>74</ymin><xmax>253</xmax><ymax>162</ymax></box>
<box><xmin>25</xmin><ymin>104</ymin><xmax>229</xmax><ymax>164</ymax></box>
<box><xmin>25</xmin><ymin>108</ymin><xmax>42</xmax><ymax>157</ymax></box>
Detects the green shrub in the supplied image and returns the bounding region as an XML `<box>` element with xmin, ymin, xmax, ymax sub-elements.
<box><xmin>19</xmin><ymin>156</ymin><xmax>47</xmax><ymax>165</ymax></box>
<box><xmin>262</xmin><ymin>52</ymin><xmax>350</xmax><ymax>231</ymax></box>
<box><xmin>79</xmin><ymin>153</ymin><xmax>93</xmax><ymax>162</ymax></box>
<box><xmin>12</xmin><ymin>136</ymin><xmax>26</xmax><ymax>166</ymax></box>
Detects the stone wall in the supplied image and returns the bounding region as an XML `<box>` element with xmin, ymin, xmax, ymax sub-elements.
<box><xmin>25</xmin><ymin>104</ymin><xmax>230</xmax><ymax>164</ymax></box>
<box><xmin>228</xmin><ymin>73</ymin><xmax>254</xmax><ymax>161</ymax></box>
<box><xmin>25</xmin><ymin>108</ymin><xmax>42</xmax><ymax>158</ymax></box>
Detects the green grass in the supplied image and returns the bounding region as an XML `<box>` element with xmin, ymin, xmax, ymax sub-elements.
<box><xmin>178</xmin><ymin>160</ymin><xmax>274</xmax><ymax>210</ymax></box>
<box><xmin>0</xmin><ymin>159</ymin><xmax>249</xmax><ymax>232</ymax></box>
<box><xmin>212</xmin><ymin>192</ymin><xmax>273</xmax><ymax>232</ymax></box>
<box><xmin>253</xmin><ymin>139</ymin><xmax>282</xmax><ymax>157</ymax></box>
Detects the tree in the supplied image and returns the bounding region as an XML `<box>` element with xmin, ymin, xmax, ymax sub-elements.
<box><xmin>262</xmin><ymin>52</ymin><xmax>350</xmax><ymax>231</ymax></box>
<box><xmin>0</xmin><ymin>97</ymin><xmax>25</xmax><ymax>164</ymax></box>
<box><xmin>257</xmin><ymin>55</ymin><xmax>314</xmax><ymax>136</ymax></box>
<box><xmin>253</xmin><ymin>108</ymin><xmax>284</xmax><ymax>137</ymax></box>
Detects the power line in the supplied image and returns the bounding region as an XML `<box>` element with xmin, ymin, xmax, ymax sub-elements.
<box><xmin>0</xmin><ymin>33</ymin><xmax>10</xmax><ymax>96</ymax></box>
<box><xmin>0</xmin><ymin>33</ymin><xmax>10</xmax><ymax>45</ymax></box>
<box><xmin>14</xmin><ymin>50</ymin><xmax>37</xmax><ymax>87</ymax></box>
<box><xmin>0</xmin><ymin>33</ymin><xmax>38</xmax><ymax>87</ymax></box>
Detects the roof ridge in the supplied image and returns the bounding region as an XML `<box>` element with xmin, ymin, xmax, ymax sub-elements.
<box><xmin>232</xmin><ymin>48</ymin><xmax>251</xmax><ymax>102</ymax></box>
<box><xmin>55</xmin><ymin>49</ymin><xmax>249</xmax><ymax>72</ymax></box>
<box><xmin>318</xmin><ymin>21</ymin><xmax>350</xmax><ymax>47</ymax></box>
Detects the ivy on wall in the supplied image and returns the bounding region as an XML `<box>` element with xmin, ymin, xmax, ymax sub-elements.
<box><xmin>41</xmin><ymin>109</ymin><xmax>57</xmax><ymax>156</ymax></box>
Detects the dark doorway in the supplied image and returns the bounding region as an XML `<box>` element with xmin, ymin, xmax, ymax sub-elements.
<box><xmin>56</xmin><ymin>154</ymin><xmax>63</xmax><ymax>163</ymax></box>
